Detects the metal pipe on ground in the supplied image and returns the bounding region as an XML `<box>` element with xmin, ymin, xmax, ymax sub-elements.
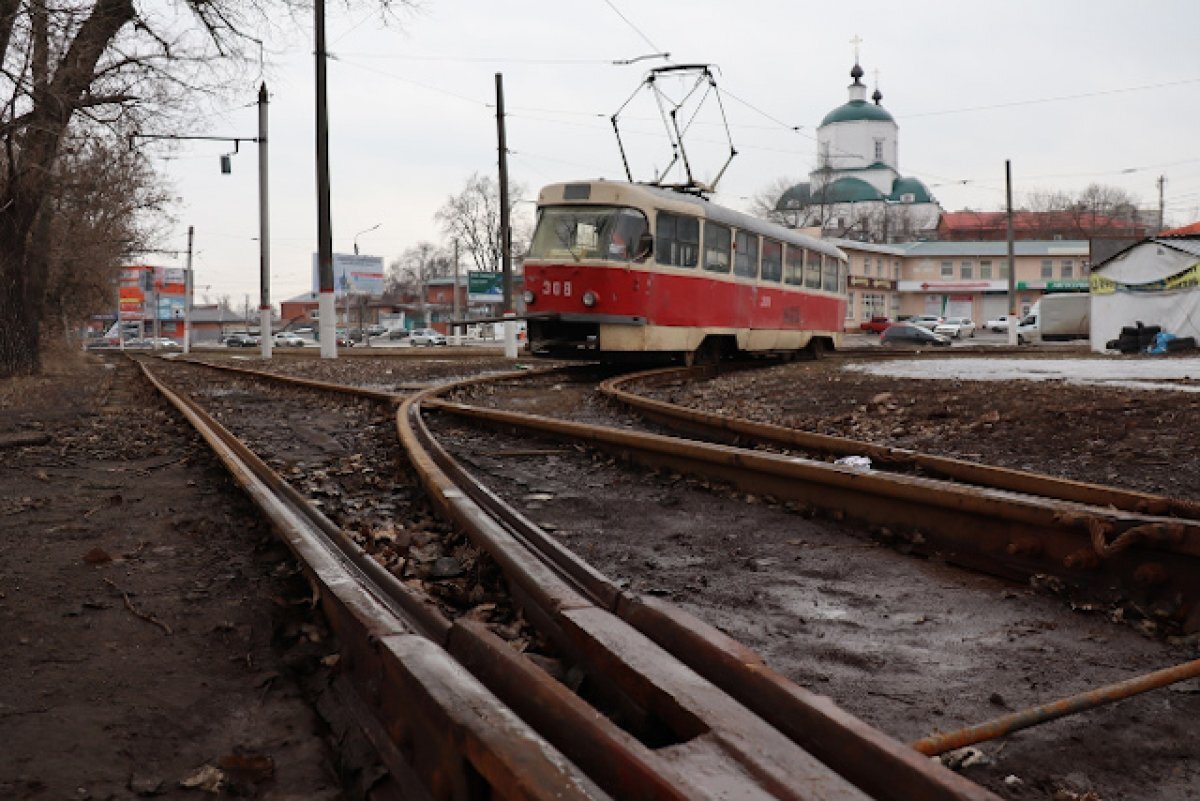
<box><xmin>912</xmin><ymin>657</ymin><xmax>1200</xmax><ymax>756</ymax></box>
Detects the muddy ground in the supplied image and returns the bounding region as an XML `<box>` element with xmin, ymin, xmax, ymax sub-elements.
<box><xmin>4</xmin><ymin>346</ymin><xmax>1199</xmax><ymax>801</ymax></box>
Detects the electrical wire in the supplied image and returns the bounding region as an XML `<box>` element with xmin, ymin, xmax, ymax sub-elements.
<box><xmin>599</xmin><ymin>0</ymin><xmax>665</xmax><ymax>57</ymax></box>
<box><xmin>901</xmin><ymin>76</ymin><xmax>1200</xmax><ymax>119</ymax></box>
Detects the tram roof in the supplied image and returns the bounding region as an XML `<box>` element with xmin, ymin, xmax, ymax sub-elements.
<box><xmin>539</xmin><ymin>181</ymin><xmax>847</xmax><ymax>261</ymax></box>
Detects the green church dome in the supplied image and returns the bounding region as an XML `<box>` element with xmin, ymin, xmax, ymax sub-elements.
<box><xmin>889</xmin><ymin>176</ymin><xmax>932</xmax><ymax>203</ymax></box>
<box><xmin>820</xmin><ymin>177</ymin><xmax>883</xmax><ymax>203</ymax></box>
<box><xmin>776</xmin><ymin>183</ymin><xmax>811</xmax><ymax>209</ymax></box>
<box><xmin>820</xmin><ymin>99</ymin><xmax>895</xmax><ymax>126</ymax></box>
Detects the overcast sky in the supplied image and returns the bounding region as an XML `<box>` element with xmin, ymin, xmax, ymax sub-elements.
<box><xmin>149</xmin><ymin>0</ymin><xmax>1200</xmax><ymax>308</ymax></box>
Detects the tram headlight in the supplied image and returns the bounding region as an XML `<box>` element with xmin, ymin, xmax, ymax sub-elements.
<box><xmin>522</xmin><ymin>289</ymin><xmax>535</xmax><ymax>305</ymax></box>
<box><xmin>582</xmin><ymin>290</ymin><xmax>598</xmax><ymax>308</ymax></box>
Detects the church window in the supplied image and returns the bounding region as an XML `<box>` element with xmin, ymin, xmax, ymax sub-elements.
<box><xmin>899</xmin><ymin>193</ymin><xmax>916</xmax><ymax>204</ymax></box>
<box><xmin>874</xmin><ymin>139</ymin><xmax>883</xmax><ymax>161</ymax></box>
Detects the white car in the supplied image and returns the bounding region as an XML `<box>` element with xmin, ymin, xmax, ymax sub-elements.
<box><xmin>985</xmin><ymin>317</ymin><xmax>1011</xmax><ymax>333</ymax></box>
<box><xmin>409</xmin><ymin>328</ymin><xmax>447</xmax><ymax>346</ymax></box>
<box><xmin>909</xmin><ymin>315</ymin><xmax>944</xmax><ymax>330</ymax></box>
<box><xmin>934</xmin><ymin>317</ymin><xmax>977</xmax><ymax>338</ymax></box>
<box><xmin>273</xmin><ymin>332</ymin><xmax>306</xmax><ymax>347</ymax></box>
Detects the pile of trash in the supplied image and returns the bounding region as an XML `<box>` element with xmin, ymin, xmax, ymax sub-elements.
<box><xmin>1106</xmin><ymin>322</ymin><xmax>1196</xmax><ymax>355</ymax></box>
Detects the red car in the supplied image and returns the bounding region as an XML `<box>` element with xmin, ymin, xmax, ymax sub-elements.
<box><xmin>859</xmin><ymin>316</ymin><xmax>893</xmax><ymax>334</ymax></box>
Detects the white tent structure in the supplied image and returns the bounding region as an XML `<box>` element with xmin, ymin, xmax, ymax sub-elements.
<box><xmin>1090</xmin><ymin>236</ymin><xmax>1200</xmax><ymax>352</ymax></box>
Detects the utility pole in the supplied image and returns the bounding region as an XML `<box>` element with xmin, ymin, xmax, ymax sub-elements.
<box><xmin>453</xmin><ymin>239</ymin><xmax>461</xmax><ymax>346</ymax></box>
<box><xmin>1158</xmin><ymin>175</ymin><xmax>1166</xmax><ymax>232</ymax></box>
<box><xmin>1005</xmin><ymin>159</ymin><xmax>1018</xmax><ymax>346</ymax></box>
<box><xmin>183</xmin><ymin>226</ymin><xmax>194</xmax><ymax>354</ymax></box>
<box><xmin>258</xmin><ymin>82</ymin><xmax>272</xmax><ymax>359</ymax></box>
<box><xmin>496</xmin><ymin>72</ymin><xmax>518</xmax><ymax>358</ymax></box>
<box><xmin>315</xmin><ymin>0</ymin><xmax>336</xmax><ymax>358</ymax></box>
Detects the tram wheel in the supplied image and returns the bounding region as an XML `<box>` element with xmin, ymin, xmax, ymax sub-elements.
<box><xmin>802</xmin><ymin>338</ymin><xmax>828</xmax><ymax>360</ymax></box>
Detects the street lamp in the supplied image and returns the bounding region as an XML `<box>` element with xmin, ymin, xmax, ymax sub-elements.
<box><xmin>353</xmin><ymin>223</ymin><xmax>381</xmax><ymax>256</ymax></box>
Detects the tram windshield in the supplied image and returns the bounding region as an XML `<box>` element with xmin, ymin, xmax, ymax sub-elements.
<box><xmin>528</xmin><ymin>206</ymin><xmax>649</xmax><ymax>262</ymax></box>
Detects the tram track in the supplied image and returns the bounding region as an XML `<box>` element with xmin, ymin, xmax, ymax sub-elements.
<box><xmin>435</xmin><ymin>363</ymin><xmax>1200</xmax><ymax>635</ymax></box>
<box><xmin>126</xmin><ymin>353</ymin><xmax>1200</xmax><ymax>799</ymax></box>
<box><xmin>133</xmin><ymin>354</ymin><xmax>1000</xmax><ymax>801</ymax></box>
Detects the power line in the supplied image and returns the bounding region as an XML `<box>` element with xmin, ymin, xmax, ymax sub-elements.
<box><xmin>599</xmin><ymin>0</ymin><xmax>665</xmax><ymax>56</ymax></box>
<box><xmin>335</xmin><ymin>52</ymin><xmax>617</xmax><ymax>65</ymax></box>
<box><xmin>332</xmin><ymin>57</ymin><xmax>490</xmax><ymax>107</ymax></box>
<box><xmin>901</xmin><ymin>76</ymin><xmax>1200</xmax><ymax>119</ymax></box>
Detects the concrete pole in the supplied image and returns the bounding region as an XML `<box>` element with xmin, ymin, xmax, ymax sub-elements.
<box><xmin>496</xmin><ymin>73</ymin><xmax>517</xmax><ymax>359</ymax></box>
<box><xmin>453</xmin><ymin>239</ymin><xmax>462</xmax><ymax>346</ymax></box>
<box><xmin>1005</xmin><ymin>160</ymin><xmax>1019</xmax><ymax>346</ymax></box>
<box><xmin>183</xmin><ymin>226</ymin><xmax>194</xmax><ymax>354</ymax></box>
<box><xmin>258</xmin><ymin>82</ymin><xmax>273</xmax><ymax>360</ymax></box>
<box><xmin>315</xmin><ymin>0</ymin><xmax>337</xmax><ymax>358</ymax></box>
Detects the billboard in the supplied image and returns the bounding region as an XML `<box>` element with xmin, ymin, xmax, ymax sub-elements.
<box><xmin>118</xmin><ymin>265</ymin><xmax>189</xmax><ymax>320</ymax></box>
<box><xmin>311</xmin><ymin>253</ymin><xmax>386</xmax><ymax>298</ymax></box>
<box><xmin>468</xmin><ymin>271</ymin><xmax>504</xmax><ymax>303</ymax></box>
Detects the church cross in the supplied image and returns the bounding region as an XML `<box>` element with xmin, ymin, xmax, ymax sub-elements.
<box><xmin>849</xmin><ymin>34</ymin><xmax>862</xmax><ymax>63</ymax></box>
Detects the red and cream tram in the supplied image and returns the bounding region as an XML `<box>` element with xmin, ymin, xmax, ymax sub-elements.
<box><xmin>522</xmin><ymin>180</ymin><xmax>848</xmax><ymax>363</ymax></box>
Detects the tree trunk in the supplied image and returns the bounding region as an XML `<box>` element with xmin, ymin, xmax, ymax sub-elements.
<box><xmin>0</xmin><ymin>205</ymin><xmax>44</xmax><ymax>376</ymax></box>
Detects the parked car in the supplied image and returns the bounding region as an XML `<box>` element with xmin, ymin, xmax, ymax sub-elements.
<box><xmin>880</xmin><ymin>323</ymin><xmax>951</xmax><ymax>348</ymax></box>
<box><xmin>388</xmin><ymin>327</ymin><xmax>410</xmax><ymax>340</ymax></box>
<box><xmin>273</xmin><ymin>332</ymin><xmax>306</xmax><ymax>347</ymax></box>
<box><xmin>985</xmin><ymin>317</ymin><xmax>1011</xmax><ymax>333</ymax></box>
<box><xmin>858</xmin><ymin>316</ymin><xmax>894</xmax><ymax>335</ymax></box>
<box><xmin>409</xmin><ymin>327</ymin><xmax>447</xmax><ymax>346</ymax></box>
<box><xmin>146</xmin><ymin>337</ymin><xmax>179</xmax><ymax>349</ymax></box>
<box><xmin>908</xmin><ymin>315</ymin><xmax>944</xmax><ymax>330</ymax></box>
<box><xmin>335</xmin><ymin>330</ymin><xmax>354</xmax><ymax>348</ymax></box>
<box><xmin>224</xmin><ymin>332</ymin><xmax>259</xmax><ymax>348</ymax></box>
<box><xmin>366</xmin><ymin>324</ymin><xmax>387</xmax><ymax>338</ymax></box>
<box><xmin>934</xmin><ymin>317</ymin><xmax>976</xmax><ymax>338</ymax></box>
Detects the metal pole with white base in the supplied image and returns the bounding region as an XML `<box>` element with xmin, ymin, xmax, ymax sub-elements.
<box><xmin>258</xmin><ymin>83</ymin><xmax>273</xmax><ymax>360</ymax></box>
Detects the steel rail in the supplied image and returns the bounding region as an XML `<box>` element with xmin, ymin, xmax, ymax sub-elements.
<box><xmin>133</xmin><ymin>359</ymin><xmax>612</xmax><ymax>800</ymax></box>
<box><xmin>423</xmin><ymin>397</ymin><xmax>1200</xmax><ymax>633</ymax></box>
<box><xmin>400</xmin><ymin>376</ymin><xmax>1000</xmax><ymax>800</ymax></box>
<box><xmin>139</xmin><ymin>357</ymin><xmax>956</xmax><ymax>798</ymax></box>
<box><xmin>404</xmin><ymin>375</ymin><xmax>1001</xmax><ymax>801</ymax></box>
<box><xmin>598</xmin><ymin>365</ymin><xmax>1200</xmax><ymax>521</ymax></box>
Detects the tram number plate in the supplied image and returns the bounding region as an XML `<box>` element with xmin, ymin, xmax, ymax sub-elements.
<box><xmin>542</xmin><ymin>280</ymin><xmax>572</xmax><ymax>297</ymax></box>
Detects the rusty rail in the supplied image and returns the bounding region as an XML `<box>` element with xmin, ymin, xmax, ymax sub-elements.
<box><xmin>138</xmin><ymin>357</ymin><xmax>1003</xmax><ymax>798</ymax></box>
<box><xmin>425</xmin><ymin>396</ymin><xmax>1200</xmax><ymax>633</ymax></box>
<box><xmin>598</xmin><ymin>365</ymin><xmax>1200</xmax><ymax>521</ymax></box>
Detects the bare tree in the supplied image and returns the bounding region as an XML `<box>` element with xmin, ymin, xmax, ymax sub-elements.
<box><xmin>434</xmin><ymin>172</ymin><xmax>528</xmax><ymax>274</ymax></box>
<box><xmin>0</xmin><ymin>0</ymin><xmax>409</xmax><ymax>376</ymax></box>
<box><xmin>386</xmin><ymin>241</ymin><xmax>451</xmax><ymax>296</ymax></box>
<box><xmin>1020</xmin><ymin>183</ymin><xmax>1146</xmax><ymax>239</ymax></box>
<box><xmin>42</xmin><ymin>135</ymin><xmax>169</xmax><ymax>340</ymax></box>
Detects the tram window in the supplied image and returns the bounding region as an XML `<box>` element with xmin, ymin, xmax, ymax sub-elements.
<box><xmin>761</xmin><ymin>239</ymin><xmax>782</xmax><ymax>282</ymax></box>
<box><xmin>656</xmin><ymin>212</ymin><xmax>699</xmax><ymax>268</ymax></box>
<box><xmin>822</xmin><ymin>258</ymin><xmax>839</xmax><ymax>292</ymax></box>
<box><xmin>734</xmin><ymin>231</ymin><xmax>760</xmax><ymax>278</ymax></box>
<box><xmin>805</xmin><ymin>250</ymin><xmax>822</xmax><ymax>289</ymax></box>
<box><xmin>610</xmin><ymin>208</ymin><xmax>650</xmax><ymax>261</ymax></box>
<box><xmin>703</xmin><ymin>223</ymin><xmax>731</xmax><ymax>273</ymax></box>
<box><xmin>784</xmin><ymin>245</ymin><xmax>804</xmax><ymax>285</ymax></box>
<box><xmin>528</xmin><ymin>205</ymin><xmax>648</xmax><ymax>262</ymax></box>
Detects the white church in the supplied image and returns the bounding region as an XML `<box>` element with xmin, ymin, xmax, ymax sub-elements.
<box><xmin>777</xmin><ymin>59</ymin><xmax>941</xmax><ymax>242</ymax></box>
